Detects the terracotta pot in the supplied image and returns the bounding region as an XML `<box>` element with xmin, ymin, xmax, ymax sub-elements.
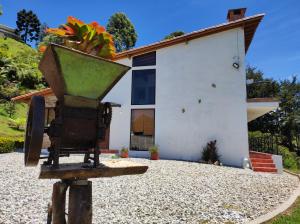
<box><xmin>120</xmin><ymin>151</ymin><xmax>128</xmax><ymax>158</ymax></box>
<box><xmin>150</xmin><ymin>152</ymin><xmax>159</xmax><ymax>160</ymax></box>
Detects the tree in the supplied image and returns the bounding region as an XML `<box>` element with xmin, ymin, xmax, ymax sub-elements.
<box><xmin>106</xmin><ymin>13</ymin><xmax>137</xmax><ymax>52</ymax></box>
<box><xmin>164</xmin><ymin>31</ymin><xmax>185</xmax><ymax>40</ymax></box>
<box><xmin>4</xmin><ymin>101</ymin><xmax>16</xmax><ymax>118</ymax></box>
<box><xmin>247</xmin><ymin>66</ymin><xmax>300</xmax><ymax>151</ymax></box>
<box><xmin>36</xmin><ymin>23</ymin><xmax>49</xmax><ymax>46</ymax></box>
<box><xmin>38</xmin><ymin>33</ymin><xmax>63</xmax><ymax>49</ymax></box>
<box><xmin>0</xmin><ymin>5</ymin><xmax>3</xmax><ymax>16</ymax></box>
<box><xmin>246</xmin><ymin>66</ymin><xmax>280</xmax><ymax>98</ymax></box>
<box><xmin>15</xmin><ymin>9</ymin><xmax>41</xmax><ymax>44</ymax></box>
<box><xmin>277</xmin><ymin>77</ymin><xmax>300</xmax><ymax>151</ymax></box>
<box><xmin>0</xmin><ymin>37</ymin><xmax>44</xmax><ymax>101</ymax></box>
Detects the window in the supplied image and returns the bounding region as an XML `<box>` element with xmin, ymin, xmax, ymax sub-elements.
<box><xmin>130</xmin><ymin>109</ymin><xmax>155</xmax><ymax>151</ymax></box>
<box><xmin>131</xmin><ymin>69</ymin><xmax>155</xmax><ymax>105</ymax></box>
<box><xmin>132</xmin><ymin>52</ymin><xmax>156</xmax><ymax>67</ymax></box>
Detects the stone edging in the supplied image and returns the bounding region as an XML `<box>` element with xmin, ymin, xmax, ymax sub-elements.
<box><xmin>247</xmin><ymin>170</ymin><xmax>300</xmax><ymax>224</ymax></box>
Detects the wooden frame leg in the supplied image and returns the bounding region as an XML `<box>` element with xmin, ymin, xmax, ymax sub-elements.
<box><xmin>68</xmin><ymin>180</ymin><xmax>92</xmax><ymax>224</ymax></box>
<box><xmin>52</xmin><ymin>181</ymin><xmax>68</xmax><ymax>224</ymax></box>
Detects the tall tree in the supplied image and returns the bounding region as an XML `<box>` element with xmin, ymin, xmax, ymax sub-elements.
<box><xmin>246</xmin><ymin>66</ymin><xmax>280</xmax><ymax>98</ymax></box>
<box><xmin>15</xmin><ymin>9</ymin><xmax>41</xmax><ymax>44</ymax></box>
<box><xmin>0</xmin><ymin>5</ymin><xmax>3</xmax><ymax>16</ymax></box>
<box><xmin>277</xmin><ymin>77</ymin><xmax>300</xmax><ymax>150</ymax></box>
<box><xmin>36</xmin><ymin>23</ymin><xmax>49</xmax><ymax>46</ymax></box>
<box><xmin>247</xmin><ymin>65</ymin><xmax>300</xmax><ymax>151</ymax></box>
<box><xmin>106</xmin><ymin>13</ymin><xmax>137</xmax><ymax>52</ymax></box>
<box><xmin>164</xmin><ymin>31</ymin><xmax>185</xmax><ymax>40</ymax></box>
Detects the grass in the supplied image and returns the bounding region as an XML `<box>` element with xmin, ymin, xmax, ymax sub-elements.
<box><xmin>0</xmin><ymin>37</ymin><xmax>36</xmax><ymax>56</ymax></box>
<box><xmin>0</xmin><ymin>103</ymin><xmax>27</xmax><ymax>138</ymax></box>
<box><xmin>265</xmin><ymin>197</ymin><xmax>300</xmax><ymax>224</ymax></box>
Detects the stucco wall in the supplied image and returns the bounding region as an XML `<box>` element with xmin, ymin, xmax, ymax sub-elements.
<box><xmin>104</xmin><ymin>28</ymin><xmax>249</xmax><ymax>167</ymax></box>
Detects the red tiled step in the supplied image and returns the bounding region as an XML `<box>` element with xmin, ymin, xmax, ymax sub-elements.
<box><xmin>250</xmin><ymin>153</ymin><xmax>272</xmax><ymax>159</ymax></box>
<box><xmin>252</xmin><ymin>162</ymin><xmax>276</xmax><ymax>168</ymax></box>
<box><xmin>249</xmin><ymin>151</ymin><xmax>277</xmax><ymax>173</ymax></box>
<box><xmin>250</xmin><ymin>158</ymin><xmax>274</xmax><ymax>163</ymax></box>
<box><xmin>252</xmin><ymin>167</ymin><xmax>277</xmax><ymax>173</ymax></box>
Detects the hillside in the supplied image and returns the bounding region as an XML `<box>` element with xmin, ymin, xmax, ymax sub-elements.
<box><xmin>0</xmin><ymin>102</ymin><xmax>27</xmax><ymax>138</ymax></box>
<box><xmin>0</xmin><ymin>37</ymin><xmax>44</xmax><ymax>98</ymax></box>
<box><xmin>0</xmin><ymin>37</ymin><xmax>41</xmax><ymax>138</ymax></box>
<box><xmin>0</xmin><ymin>37</ymin><xmax>35</xmax><ymax>56</ymax></box>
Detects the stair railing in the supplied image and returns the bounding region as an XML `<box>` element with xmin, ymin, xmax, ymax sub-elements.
<box><xmin>249</xmin><ymin>135</ymin><xmax>279</xmax><ymax>155</ymax></box>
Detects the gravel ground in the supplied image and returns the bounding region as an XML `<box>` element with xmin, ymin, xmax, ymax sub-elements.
<box><xmin>0</xmin><ymin>152</ymin><xmax>298</xmax><ymax>224</ymax></box>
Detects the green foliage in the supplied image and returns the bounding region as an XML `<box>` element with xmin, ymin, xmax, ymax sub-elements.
<box><xmin>0</xmin><ymin>4</ymin><xmax>3</xmax><ymax>16</ymax></box>
<box><xmin>45</xmin><ymin>17</ymin><xmax>116</xmax><ymax>59</ymax></box>
<box><xmin>106</xmin><ymin>13</ymin><xmax>137</xmax><ymax>52</ymax></box>
<box><xmin>0</xmin><ymin>137</ymin><xmax>16</xmax><ymax>153</ymax></box>
<box><xmin>267</xmin><ymin>197</ymin><xmax>300</xmax><ymax>224</ymax></box>
<box><xmin>278</xmin><ymin>77</ymin><xmax>300</xmax><ymax>151</ymax></box>
<box><xmin>149</xmin><ymin>145</ymin><xmax>159</xmax><ymax>154</ymax></box>
<box><xmin>247</xmin><ymin>66</ymin><xmax>300</xmax><ymax>151</ymax></box>
<box><xmin>248</xmin><ymin>131</ymin><xmax>271</xmax><ymax>138</ymax></box>
<box><xmin>121</xmin><ymin>147</ymin><xmax>128</xmax><ymax>153</ymax></box>
<box><xmin>16</xmin><ymin>9</ymin><xmax>41</xmax><ymax>44</ymax></box>
<box><xmin>8</xmin><ymin>117</ymin><xmax>26</xmax><ymax>130</ymax></box>
<box><xmin>246</xmin><ymin>66</ymin><xmax>280</xmax><ymax>98</ymax></box>
<box><xmin>0</xmin><ymin>103</ymin><xmax>27</xmax><ymax>138</ymax></box>
<box><xmin>36</xmin><ymin>23</ymin><xmax>49</xmax><ymax>46</ymax></box>
<box><xmin>164</xmin><ymin>31</ymin><xmax>185</xmax><ymax>40</ymax></box>
<box><xmin>38</xmin><ymin>33</ymin><xmax>63</xmax><ymax>50</ymax></box>
<box><xmin>278</xmin><ymin>145</ymin><xmax>298</xmax><ymax>170</ymax></box>
<box><xmin>201</xmin><ymin>140</ymin><xmax>220</xmax><ymax>163</ymax></box>
<box><xmin>0</xmin><ymin>37</ymin><xmax>44</xmax><ymax>100</ymax></box>
<box><xmin>3</xmin><ymin>101</ymin><xmax>16</xmax><ymax>118</ymax></box>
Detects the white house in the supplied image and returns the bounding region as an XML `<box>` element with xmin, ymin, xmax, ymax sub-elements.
<box><xmin>13</xmin><ymin>9</ymin><xmax>279</xmax><ymax>169</ymax></box>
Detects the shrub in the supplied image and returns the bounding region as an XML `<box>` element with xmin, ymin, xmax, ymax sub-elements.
<box><xmin>201</xmin><ymin>140</ymin><xmax>220</xmax><ymax>164</ymax></box>
<box><xmin>121</xmin><ymin>147</ymin><xmax>128</xmax><ymax>153</ymax></box>
<box><xmin>14</xmin><ymin>137</ymin><xmax>24</xmax><ymax>149</ymax></box>
<box><xmin>0</xmin><ymin>137</ymin><xmax>24</xmax><ymax>153</ymax></box>
<box><xmin>278</xmin><ymin>145</ymin><xmax>298</xmax><ymax>170</ymax></box>
<box><xmin>4</xmin><ymin>101</ymin><xmax>16</xmax><ymax>118</ymax></box>
<box><xmin>8</xmin><ymin>118</ymin><xmax>26</xmax><ymax>130</ymax></box>
<box><xmin>149</xmin><ymin>145</ymin><xmax>159</xmax><ymax>154</ymax></box>
<box><xmin>0</xmin><ymin>137</ymin><xmax>15</xmax><ymax>153</ymax></box>
<box><xmin>248</xmin><ymin>131</ymin><xmax>271</xmax><ymax>138</ymax></box>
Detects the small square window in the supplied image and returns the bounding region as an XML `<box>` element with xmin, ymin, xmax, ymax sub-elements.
<box><xmin>132</xmin><ymin>52</ymin><xmax>156</xmax><ymax>67</ymax></box>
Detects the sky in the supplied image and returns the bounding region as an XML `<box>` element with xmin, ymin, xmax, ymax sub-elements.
<box><xmin>0</xmin><ymin>0</ymin><xmax>300</xmax><ymax>80</ymax></box>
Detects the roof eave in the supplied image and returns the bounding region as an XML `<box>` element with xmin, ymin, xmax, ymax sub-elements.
<box><xmin>114</xmin><ymin>13</ymin><xmax>265</xmax><ymax>60</ymax></box>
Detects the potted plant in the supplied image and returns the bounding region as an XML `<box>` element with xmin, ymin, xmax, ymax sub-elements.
<box><xmin>149</xmin><ymin>145</ymin><xmax>159</xmax><ymax>160</ymax></box>
<box><xmin>120</xmin><ymin>147</ymin><xmax>129</xmax><ymax>158</ymax></box>
<box><xmin>38</xmin><ymin>16</ymin><xmax>130</xmax><ymax>103</ymax></box>
<box><xmin>39</xmin><ymin>16</ymin><xmax>116</xmax><ymax>59</ymax></box>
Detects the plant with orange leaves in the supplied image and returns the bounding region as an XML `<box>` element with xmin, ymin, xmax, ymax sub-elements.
<box><xmin>39</xmin><ymin>16</ymin><xmax>115</xmax><ymax>59</ymax></box>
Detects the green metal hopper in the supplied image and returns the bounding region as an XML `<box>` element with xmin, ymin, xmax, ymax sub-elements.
<box><xmin>39</xmin><ymin>44</ymin><xmax>130</xmax><ymax>101</ymax></box>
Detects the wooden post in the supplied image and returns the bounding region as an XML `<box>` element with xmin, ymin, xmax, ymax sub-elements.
<box><xmin>52</xmin><ymin>181</ymin><xmax>68</xmax><ymax>224</ymax></box>
<box><xmin>68</xmin><ymin>180</ymin><xmax>92</xmax><ymax>224</ymax></box>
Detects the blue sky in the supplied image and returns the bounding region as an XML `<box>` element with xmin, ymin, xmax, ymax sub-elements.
<box><xmin>1</xmin><ymin>0</ymin><xmax>300</xmax><ymax>80</ymax></box>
